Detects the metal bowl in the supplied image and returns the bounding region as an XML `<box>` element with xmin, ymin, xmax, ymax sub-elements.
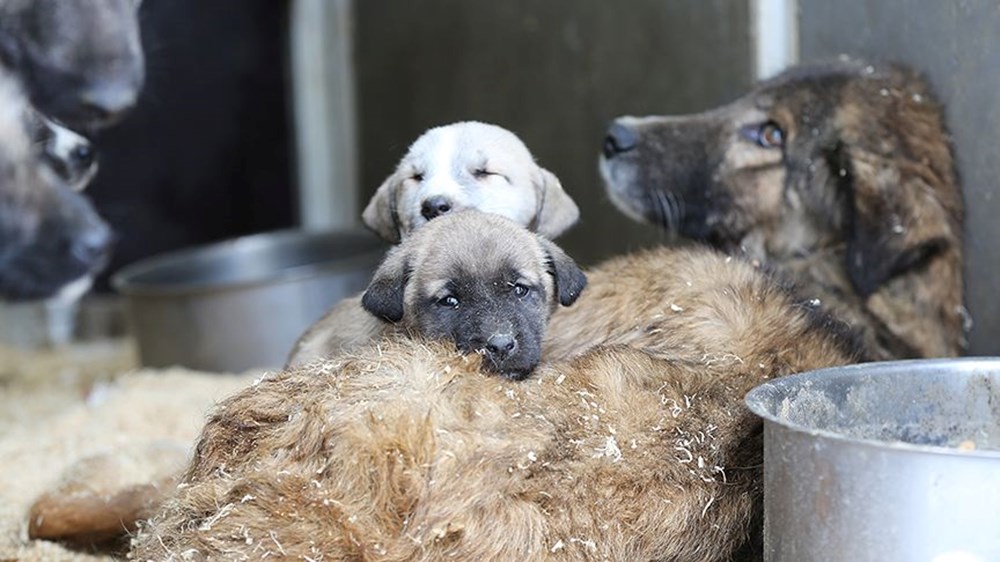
<box><xmin>746</xmin><ymin>358</ymin><xmax>1000</xmax><ymax>561</ymax></box>
<box><xmin>112</xmin><ymin>228</ymin><xmax>386</xmax><ymax>372</ymax></box>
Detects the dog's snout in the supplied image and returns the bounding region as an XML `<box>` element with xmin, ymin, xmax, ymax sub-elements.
<box><xmin>485</xmin><ymin>334</ymin><xmax>517</xmax><ymax>359</ymax></box>
<box><xmin>69</xmin><ymin>221</ymin><xmax>113</xmax><ymax>265</ymax></box>
<box><xmin>603</xmin><ymin>122</ymin><xmax>638</xmax><ymax>158</ymax></box>
<box><xmin>77</xmin><ymin>79</ymin><xmax>141</xmax><ymax>125</ymax></box>
<box><xmin>421</xmin><ymin>196</ymin><xmax>453</xmax><ymax>220</ymax></box>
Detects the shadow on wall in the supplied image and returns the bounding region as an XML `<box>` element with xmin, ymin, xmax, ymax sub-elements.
<box><xmin>354</xmin><ymin>0</ymin><xmax>754</xmax><ymax>266</ymax></box>
<box><xmin>88</xmin><ymin>0</ymin><xmax>295</xmax><ymax>292</ymax></box>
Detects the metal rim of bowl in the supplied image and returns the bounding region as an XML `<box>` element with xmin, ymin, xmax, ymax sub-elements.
<box><xmin>745</xmin><ymin>357</ymin><xmax>1000</xmax><ymax>459</ymax></box>
<box><xmin>111</xmin><ymin>228</ymin><xmax>386</xmax><ymax>297</ymax></box>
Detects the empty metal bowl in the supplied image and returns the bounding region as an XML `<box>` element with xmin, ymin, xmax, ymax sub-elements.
<box><xmin>746</xmin><ymin>358</ymin><xmax>1000</xmax><ymax>561</ymax></box>
<box><xmin>112</xmin><ymin>228</ymin><xmax>386</xmax><ymax>372</ymax></box>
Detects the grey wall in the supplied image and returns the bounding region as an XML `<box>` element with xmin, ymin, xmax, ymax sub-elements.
<box><xmin>799</xmin><ymin>1</ymin><xmax>1000</xmax><ymax>355</ymax></box>
<box><xmin>354</xmin><ymin>0</ymin><xmax>753</xmax><ymax>265</ymax></box>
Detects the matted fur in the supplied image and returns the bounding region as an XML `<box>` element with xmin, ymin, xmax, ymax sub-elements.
<box><xmin>601</xmin><ymin>59</ymin><xmax>964</xmax><ymax>360</ymax></box>
<box><xmin>131</xmin><ymin>247</ymin><xmax>860</xmax><ymax>561</ymax></box>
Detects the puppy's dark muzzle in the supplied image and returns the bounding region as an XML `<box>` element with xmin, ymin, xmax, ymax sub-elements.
<box><xmin>603</xmin><ymin>122</ymin><xmax>638</xmax><ymax>159</ymax></box>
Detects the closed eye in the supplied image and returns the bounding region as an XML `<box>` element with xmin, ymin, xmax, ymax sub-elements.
<box><xmin>472</xmin><ymin>168</ymin><xmax>493</xmax><ymax>179</ymax></box>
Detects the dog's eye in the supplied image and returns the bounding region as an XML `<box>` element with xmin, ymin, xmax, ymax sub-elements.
<box><xmin>437</xmin><ymin>295</ymin><xmax>460</xmax><ymax>308</ymax></box>
<box><xmin>757</xmin><ymin>122</ymin><xmax>784</xmax><ymax>149</ymax></box>
<box><xmin>411</xmin><ymin>172</ymin><xmax>424</xmax><ymax>182</ymax></box>
<box><xmin>472</xmin><ymin>168</ymin><xmax>492</xmax><ymax>179</ymax></box>
<box><xmin>512</xmin><ymin>283</ymin><xmax>530</xmax><ymax>298</ymax></box>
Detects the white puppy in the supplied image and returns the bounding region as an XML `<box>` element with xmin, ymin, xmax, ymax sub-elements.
<box><xmin>362</xmin><ymin>121</ymin><xmax>579</xmax><ymax>242</ymax></box>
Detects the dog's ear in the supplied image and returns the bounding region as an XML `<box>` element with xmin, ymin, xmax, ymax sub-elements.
<box><xmin>539</xmin><ymin>238</ymin><xmax>587</xmax><ymax>307</ymax></box>
<box><xmin>532</xmin><ymin>167</ymin><xmax>580</xmax><ymax>239</ymax></box>
<box><xmin>839</xmin><ymin>140</ymin><xmax>958</xmax><ymax>298</ymax></box>
<box><xmin>361</xmin><ymin>247</ymin><xmax>410</xmax><ymax>322</ymax></box>
<box><xmin>362</xmin><ymin>173</ymin><xmax>403</xmax><ymax>244</ymax></box>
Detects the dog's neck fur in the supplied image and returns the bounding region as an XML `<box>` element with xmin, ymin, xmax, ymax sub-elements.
<box><xmin>766</xmin><ymin>239</ymin><xmax>965</xmax><ymax>360</ymax></box>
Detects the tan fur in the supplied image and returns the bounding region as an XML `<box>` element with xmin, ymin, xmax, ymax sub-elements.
<box><xmin>132</xmin><ymin>247</ymin><xmax>859</xmax><ymax>561</ymax></box>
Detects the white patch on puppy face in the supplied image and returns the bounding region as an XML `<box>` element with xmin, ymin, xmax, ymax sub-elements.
<box><xmin>392</xmin><ymin>122</ymin><xmax>542</xmax><ymax>235</ymax></box>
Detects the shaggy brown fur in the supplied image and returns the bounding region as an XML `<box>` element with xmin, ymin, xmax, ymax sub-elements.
<box><xmin>601</xmin><ymin>58</ymin><xmax>964</xmax><ymax>360</ymax></box>
<box><xmin>131</xmin><ymin>247</ymin><xmax>860</xmax><ymax>561</ymax></box>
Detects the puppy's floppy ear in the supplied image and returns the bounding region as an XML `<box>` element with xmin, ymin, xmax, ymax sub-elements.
<box><xmin>532</xmin><ymin>167</ymin><xmax>580</xmax><ymax>239</ymax></box>
<box><xmin>838</xmin><ymin>138</ymin><xmax>959</xmax><ymax>298</ymax></box>
<box><xmin>539</xmin><ymin>238</ymin><xmax>587</xmax><ymax>307</ymax></box>
<box><xmin>362</xmin><ymin>173</ymin><xmax>404</xmax><ymax>244</ymax></box>
<box><xmin>361</xmin><ymin>247</ymin><xmax>410</xmax><ymax>322</ymax></box>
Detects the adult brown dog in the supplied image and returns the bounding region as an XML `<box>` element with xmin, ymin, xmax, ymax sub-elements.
<box><xmin>601</xmin><ymin>59</ymin><xmax>964</xmax><ymax>360</ymax></box>
<box><xmin>131</xmin><ymin>245</ymin><xmax>860</xmax><ymax>561</ymax></box>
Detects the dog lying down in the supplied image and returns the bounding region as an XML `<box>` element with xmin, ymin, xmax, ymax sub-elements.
<box><xmin>291</xmin><ymin>210</ymin><xmax>587</xmax><ymax>379</ymax></box>
<box><xmin>362</xmin><ymin>121</ymin><xmax>580</xmax><ymax>243</ymax></box>
<box><xmin>289</xmin><ymin>121</ymin><xmax>581</xmax><ymax>366</ymax></box>
<box><xmin>131</xmin><ymin>246</ymin><xmax>860</xmax><ymax>561</ymax></box>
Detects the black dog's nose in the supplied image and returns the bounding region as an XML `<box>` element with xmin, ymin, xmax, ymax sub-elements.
<box><xmin>421</xmin><ymin>196</ymin><xmax>452</xmax><ymax>220</ymax></box>
<box><xmin>69</xmin><ymin>221</ymin><xmax>113</xmax><ymax>265</ymax></box>
<box><xmin>603</xmin><ymin>122</ymin><xmax>638</xmax><ymax>158</ymax></box>
<box><xmin>79</xmin><ymin>80</ymin><xmax>141</xmax><ymax>124</ymax></box>
<box><xmin>485</xmin><ymin>334</ymin><xmax>517</xmax><ymax>359</ymax></box>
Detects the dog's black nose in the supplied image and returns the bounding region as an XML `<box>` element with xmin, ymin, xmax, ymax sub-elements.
<box><xmin>69</xmin><ymin>221</ymin><xmax>113</xmax><ymax>265</ymax></box>
<box><xmin>421</xmin><ymin>196</ymin><xmax>452</xmax><ymax>220</ymax></box>
<box><xmin>603</xmin><ymin>122</ymin><xmax>638</xmax><ymax>158</ymax></box>
<box><xmin>78</xmin><ymin>80</ymin><xmax>141</xmax><ymax>125</ymax></box>
<box><xmin>485</xmin><ymin>334</ymin><xmax>517</xmax><ymax>359</ymax></box>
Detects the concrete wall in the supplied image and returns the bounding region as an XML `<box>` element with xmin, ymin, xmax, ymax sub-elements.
<box><xmin>798</xmin><ymin>1</ymin><xmax>1000</xmax><ymax>354</ymax></box>
<box><xmin>354</xmin><ymin>0</ymin><xmax>753</xmax><ymax>265</ymax></box>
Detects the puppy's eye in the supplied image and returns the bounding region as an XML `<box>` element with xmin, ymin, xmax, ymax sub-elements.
<box><xmin>437</xmin><ymin>295</ymin><xmax>459</xmax><ymax>308</ymax></box>
<box><xmin>513</xmin><ymin>283</ymin><xmax>530</xmax><ymax>298</ymax></box>
<box><xmin>472</xmin><ymin>168</ymin><xmax>492</xmax><ymax>179</ymax></box>
<box><xmin>411</xmin><ymin>172</ymin><xmax>424</xmax><ymax>182</ymax></box>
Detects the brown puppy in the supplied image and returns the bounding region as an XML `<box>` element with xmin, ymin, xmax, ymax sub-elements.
<box><xmin>601</xmin><ymin>58</ymin><xmax>964</xmax><ymax>360</ymax></box>
<box><xmin>289</xmin><ymin>210</ymin><xmax>586</xmax><ymax>379</ymax></box>
<box><xmin>131</xmin><ymin>247</ymin><xmax>861</xmax><ymax>561</ymax></box>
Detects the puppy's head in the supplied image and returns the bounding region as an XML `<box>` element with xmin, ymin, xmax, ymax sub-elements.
<box><xmin>361</xmin><ymin>210</ymin><xmax>587</xmax><ymax>379</ymax></box>
<box><xmin>600</xmin><ymin>59</ymin><xmax>961</xmax><ymax>299</ymax></box>
<box><xmin>362</xmin><ymin>121</ymin><xmax>579</xmax><ymax>243</ymax></box>
<box><xmin>0</xmin><ymin>75</ymin><xmax>112</xmax><ymax>301</ymax></box>
<box><xmin>0</xmin><ymin>0</ymin><xmax>144</xmax><ymax>129</ymax></box>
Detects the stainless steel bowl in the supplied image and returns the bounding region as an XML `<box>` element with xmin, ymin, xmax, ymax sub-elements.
<box><xmin>746</xmin><ymin>358</ymin><xmax>1000</xmax><ymax>561</ymax></box>
<box><xmin>112</xmin><ymin>229</ymin><xmax>386</xmax><ymax>372</ymax></box>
